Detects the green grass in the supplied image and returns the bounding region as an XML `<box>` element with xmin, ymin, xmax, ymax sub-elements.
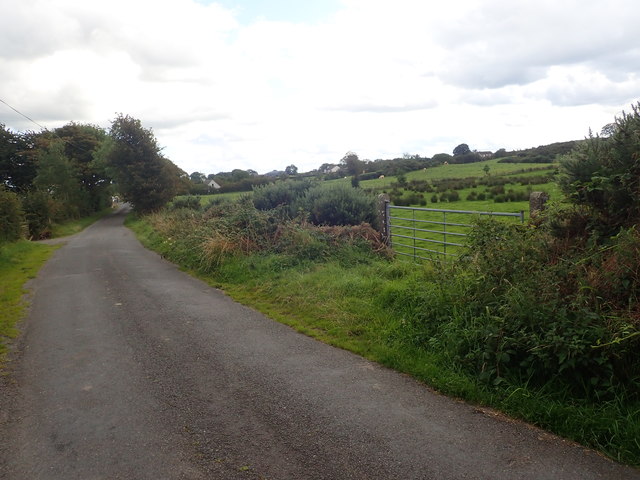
<box><xmin>0</xmin><ymin>241</ymin><xmax>58</xmax><ymax>361</ymax></box>
<box><xmin>360</xmin><ymin>159</ymin><xmax>557</xmax><ymax>189</ymax></box>
<box><xmin>50</xmin><ymin>208</ymin><xmax>114</xmax><ymax>238</ymax></box>
<box><xmin>174</xmin><ymin>191</ymin><xmax>250</xmax><ymax>206</ymax></box>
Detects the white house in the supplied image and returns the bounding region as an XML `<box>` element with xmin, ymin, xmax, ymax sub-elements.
<box><xmin>207</xmin><ymin>179</ymin><xmax>221</xmax><ymax>190</ymax></box>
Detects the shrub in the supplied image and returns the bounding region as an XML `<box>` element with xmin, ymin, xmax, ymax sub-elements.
<box><xmin>446</xmin><ymin>190</ymin><xmax>460</xmax><ymax>202</ymax></box>
<box><xmin>171</xmin><ymin>195</ymin><xmax>202</xmax><ymax>210</ymax></box>
<box><xmin>0</xmin><ymin>188</ymin><xmax>24</xmax><ymax>242</ymax></box>
<box><xmin>295</xmin><ymin>183</ymin><xmax>378</xmax><ymax>227</ymax></box>
<box><xmin>390</xmin><ymin>218</ymin><xmax>640</xmax><ymax>399</ymax></box>
<box><xmin>253</xmin><ymin>180</ymin><xmax>312</xmax><ymax>213</ymax></box>
<box><xmin>560</xmin><ymin>102</ymin><xmax>640</xmax><ymax>235</ymax></box>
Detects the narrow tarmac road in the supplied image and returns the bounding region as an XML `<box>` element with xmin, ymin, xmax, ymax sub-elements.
<box><xmin>1</xmin><ymin>208</ymin><xmax>638</xmax><ymax>480</ymax></box>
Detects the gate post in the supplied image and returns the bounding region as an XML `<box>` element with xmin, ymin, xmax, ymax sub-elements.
<box><xmin>377</xmin><ymin>194</ymin><xmax>391</xmax><ymax>246</ymax></box>
<box><xmin>529</xmin><ymin>191</ymin><xmax>549</xmax><ymax>218</ymax></box>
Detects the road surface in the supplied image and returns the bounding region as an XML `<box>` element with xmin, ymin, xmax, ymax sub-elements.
<box><xmin>0</xmin><ymin>207</ymin><xmax>638</xmax><ymax>479</ymax></box>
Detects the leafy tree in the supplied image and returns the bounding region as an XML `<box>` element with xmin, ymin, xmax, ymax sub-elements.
<box><xmin>493</xmin><ymin>148</ymin><xmax>507</xmax><ymax>158</ymax></box>
<box><xmin>453</xmin><ymin>143</ymin><xmax>471</xmax><ymax>156</ymax></box>
<box><xmin>432</xmin><ymin>153</ymin><xmax>452</xmax><ymax>164</ymax></box>
<box><xmin>166</xmin><ymin>162</ymin><xmax>191</xmax><ymax>196</ymax></box>
<box><xmin>190</xmin><ymin>172</ymin><xmax>206</xmax><ymax>183</ymax></box>
<box><xmin>340</xmin><ymin>151</ymin><xmax>364</xmax><ymax>177</ymax></box>
<box><xmin>285</xmin><ymin>164</ymin><xmax>298</xmax><ymax>176</ymax></box>
<box><xmin>102</xmin><ymin>114</ymin><xmax>177</xmax><ymax>213</ymax></box>
<box><xmin>0</xmin><ymin>125</ymin><xmax>38</xmax><ymax>192</ymax></box>
<box><xmin>600</xmin><ymin>123</ymin><xmax>617</xmax><ymax>138</ymax></box>
<box><xmin>54</xmin><ymin>122</ymin><xmax>111</xmax><ymax>212</ymax></box>
<box><xmin>34</xmin><ymin>139</ymin><xmax>86</xmax><ymax>219</ymax></box>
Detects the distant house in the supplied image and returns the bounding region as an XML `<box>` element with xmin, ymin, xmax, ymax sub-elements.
<box><xmin>320</xmin><ymin>164</ymin><xmax>341</xmax><ymax>174</ymax></box>
<box><xmin>207</xmin><ymin>179</ymin><xmax>221</xmax><ymax>190</ymax></box>
<box><xmin>477</xmin><ymin>151</ymin><xmax>493</xmax><ymax>159</ymax></box>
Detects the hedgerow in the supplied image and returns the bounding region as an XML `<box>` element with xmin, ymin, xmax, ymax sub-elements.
<box><xmin>0</xmin><ymin>187</ymin><xmax>24</xmax><ymax>242</ymax></box>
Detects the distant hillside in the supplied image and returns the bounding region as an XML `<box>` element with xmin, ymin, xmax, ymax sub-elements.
<box><xmin>496</xmin><ymin>140</ymin><xmax>580</xmax><ymax>164</ymax></box>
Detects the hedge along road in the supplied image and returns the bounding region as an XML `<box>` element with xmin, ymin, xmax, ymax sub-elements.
<box><xmin>0</xmin><ymin>208</ymin><xmax>637</xmax><ymax>480</ymax></box>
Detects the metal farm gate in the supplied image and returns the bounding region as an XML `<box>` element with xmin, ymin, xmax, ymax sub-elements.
<box><xmin>381</xmin><ymin>201</ymin><xmax>525</xmax><ymax>262</ymax></box>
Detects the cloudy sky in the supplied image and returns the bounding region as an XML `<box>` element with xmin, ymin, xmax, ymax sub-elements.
<box><xmin>0</xmin><ymin>0</ymin><xmax>638</xmax><ymax>175</ymax></box>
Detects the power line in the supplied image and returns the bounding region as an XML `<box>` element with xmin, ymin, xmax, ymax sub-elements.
<box><xmin>0</xmin><ymin>97</ymin><xmax>93</xmax><ymax>154</ymax></box>
<box><xmin>0</xmin><ymin>97</ymin><xmax>48</xmax><ymax>131</ymax></box>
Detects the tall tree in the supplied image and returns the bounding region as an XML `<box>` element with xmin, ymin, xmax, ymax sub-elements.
<box><xmin>453</xmin><ymin>143</ymin><xmax>471</xmax><ymax>156</ymax></box>
<box><xmin>54</xmin><ymin>122</ymin><xmax>111</xmax><ymax>211</ymax></box>
<box><xmin>340</xmin><ymin>151</ymin><xmax>363</xmax><ymax>176</ymax></box>
<box><xmin>0</xmin><ymin>124</ymin><xmax>38</xmax><ymax>192</ymax></box>
<box><xmin>285</xmin><ymin>164</ymin><xmax>298</xmax><ymax>176</ymax></box>
<box><xmin>102</xmin><ymin>114</ymin><xmax>177</xmax><ymax>213</ymax></box>
<box><xmin>34</xmin><ymin>139</ymin><xmax>86</xmax><ymax>219</ymax></box>
<box><xmin>190</xmin><ymin>171</ymin><xmax>206</xmax><ymax>184</ymax></box>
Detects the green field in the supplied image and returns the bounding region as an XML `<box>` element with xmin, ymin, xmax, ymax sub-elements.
<box><xmin>359</xmin><ymin>159</ymin><xmax>562</xmax><ymax>261</ymax></box>
<box><xmin>360</xmin><ymin>159</ymin><xmax>557</xmax><ymax>189</ymax></box>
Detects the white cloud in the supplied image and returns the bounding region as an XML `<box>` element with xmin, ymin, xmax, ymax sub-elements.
<box><xmin>0</xmin><ymin>0</ymin><xmax>638</xmax><ymax>174</ymax></box>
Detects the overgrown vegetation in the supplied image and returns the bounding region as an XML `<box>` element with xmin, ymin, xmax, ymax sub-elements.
<box><xmin>130</xmin><ymin>104</ymin><xmax>640</xmax><ymax>466</ymax></box>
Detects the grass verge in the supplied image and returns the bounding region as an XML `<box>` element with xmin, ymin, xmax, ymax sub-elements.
<box><xmin>0</xmin><ymin>241</ymin><xmax>58</xmax><ymax>362</ymax></box>
<box><xmin>50</xmin><ymin>207</ymin><xmax>114</xmax><ymax>238</ymax></box>
<box><xmin>127</xmin><ymin>213</ymin><xmax>640</xmax><ymax>467</ymax></box>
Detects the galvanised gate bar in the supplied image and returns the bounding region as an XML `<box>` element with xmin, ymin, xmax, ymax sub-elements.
<box><xmin>383</xmin><ymin>202</ymin><xmax>525</xmax><ymax>262</ymax></box>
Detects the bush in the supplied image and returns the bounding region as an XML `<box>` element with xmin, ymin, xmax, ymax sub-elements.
<box><xmin>0</xmin><ymin>188</ymin><xmax>24</xmax><ymax>242</ymax></box>
<box><xmin>253</xmin><ymin>180</ymin><xmax>312</xmax><ymax>213</ymax></box>
<box><xmin>560</xmin><ymin>102</ymin><xmax>640</xmax><ymax>235</ymax></box>
<box><xmin>295</xmin><ymin>183</ymin><xmax>378</xmax><ymax>227</ymax></box>
<box><xmin>171</xmin><ymin>196</ymin><xmax>202</xmax><ymax>210</ymax></box>
<box><xmin>446</xmin><ymin>190</ymin><xmax>460</xmax><ymax>202</ymax></box>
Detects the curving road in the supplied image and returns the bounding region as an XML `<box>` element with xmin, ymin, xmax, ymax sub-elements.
<box><xmin>0</xmin><ymin>208</ymin><xmax>638</xmax><ymax>479</ymax></box>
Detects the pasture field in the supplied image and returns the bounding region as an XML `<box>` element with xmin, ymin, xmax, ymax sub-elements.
<box><xmin>360</xmin><ymin>158</ymin><xmax>557</xmax><ymax>189</ymax></box>
<box><xmin>360</xmin><ymin>159</ymin><xmax>562</xmax><ymax>260</ymax></box>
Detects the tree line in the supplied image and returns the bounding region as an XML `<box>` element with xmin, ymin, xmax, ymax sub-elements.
<box><xmin>1</xmin><ymin>114</ymin><xmax>187</xmax><ymax>241</ymax></box>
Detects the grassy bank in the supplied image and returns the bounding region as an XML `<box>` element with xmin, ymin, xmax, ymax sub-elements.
<box><xmin>127</xmin><ymin>206</ymin><xmax>640</xmax><ymax>467</ymax></box>
<box><xmin>0</xmin><ymin>241</ymin><xmax>58</xmax><ymax>360</ymax></box>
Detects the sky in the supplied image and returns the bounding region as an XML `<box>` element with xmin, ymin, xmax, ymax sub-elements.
<box><xmin>0</xmin><ymin>0</ymin><xmax>638</xmax><ymax>175</ymax></box>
